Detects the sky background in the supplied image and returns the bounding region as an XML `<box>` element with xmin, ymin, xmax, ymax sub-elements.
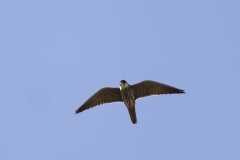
<box><xmin>1</xmin><ymin>0</ymin><xmax>240</xmax><ymax>160</ymax></box>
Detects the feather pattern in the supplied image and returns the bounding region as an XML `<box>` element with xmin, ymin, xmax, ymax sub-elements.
<box><xmin>75</xmin><ymin>87</ymin><xmax>122</xmax><ymax>113</ymax></box>
<box><xmin>131</xmin><ymin>80</ymin><xmax>185</xmax><ymax>100</ymax></box>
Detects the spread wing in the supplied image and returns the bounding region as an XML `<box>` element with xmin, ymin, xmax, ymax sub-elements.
<box><xmin>131</xmin><ymin>80</ymin><xmax>185</xmax><ymax>100</ymax></box>
<box><xmin>75</xmin><ymin>87</ymin><xmax>123</xmax><ymax>114</ymax></box>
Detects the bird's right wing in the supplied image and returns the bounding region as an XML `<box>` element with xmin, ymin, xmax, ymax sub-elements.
<box><xmin>75</xmin><ymin>87</ymin><xmax>122</xmax><ymax>114</ymax></box>
<box><xmin>131</xmin><ymin>80</ymin><xmax>185</xmax><ymax>100</ymax></box>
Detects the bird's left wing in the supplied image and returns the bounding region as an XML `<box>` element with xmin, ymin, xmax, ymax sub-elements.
<box><xmin>131</xmin><ymin>80</ymin><xmax>185</xmax><ymax>100</ymax></box>
<box><xmin>75</xmin><ymin>87</ymin><xmax>122</xmax><ymax>114</ymax></box>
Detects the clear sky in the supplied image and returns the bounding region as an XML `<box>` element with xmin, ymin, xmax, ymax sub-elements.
<box><xmin>1</xmin><ymin>0</ymin><xmax>239</xmax><ymax>160</ymax></box>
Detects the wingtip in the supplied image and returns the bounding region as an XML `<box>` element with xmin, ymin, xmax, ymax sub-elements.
<box><xmin>178</xmin><ymin>89</ymin><xmax>185</xmax><ymax>94</ymax></box>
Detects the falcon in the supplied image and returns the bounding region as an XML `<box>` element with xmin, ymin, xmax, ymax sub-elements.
<box><xmin>75</xmin><ymin>80</ymin><xmax>185</xmax><ymax>124</ymax></box>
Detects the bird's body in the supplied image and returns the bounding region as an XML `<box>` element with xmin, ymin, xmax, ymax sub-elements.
<box><xmin>75</xmin><ymin>80</ymin><xmax>185</xmax><ymax>124</ymax></box>
<box><xmin>119</xmin><ymin>81</ymin><xmax>137</xmax><ymax>123</ymax></box>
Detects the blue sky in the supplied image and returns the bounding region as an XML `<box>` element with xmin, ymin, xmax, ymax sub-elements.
<box><xmin>1</xmin><ymin>0</ymin><xmax>239</xmax><ymax>159</ymax></box>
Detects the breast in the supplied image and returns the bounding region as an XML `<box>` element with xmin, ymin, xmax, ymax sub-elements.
<box><xmin>120</xmin><ymin>87</ymin><xmax>135</xmax><ymax>103</ymax></box>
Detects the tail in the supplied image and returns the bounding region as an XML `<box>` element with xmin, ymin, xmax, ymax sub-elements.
<box><xmin>127</xmin><ymin>108</ymin><xmax>137</xmax><ymax>124</ymax></box>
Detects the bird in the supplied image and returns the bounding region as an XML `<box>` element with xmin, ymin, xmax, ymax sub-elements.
<box><xmin>75</xmin><ymin>80</ymin><xmax>185</xmax><ymax>124</ymax></box>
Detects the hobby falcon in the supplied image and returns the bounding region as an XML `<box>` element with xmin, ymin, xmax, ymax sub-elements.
<box><xmin>75</xmin><ymin>80</ymin><xmax>185</xmax><ymax>124</ymax></box>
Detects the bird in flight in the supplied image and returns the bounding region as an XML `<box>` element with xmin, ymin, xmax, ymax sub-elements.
<box><xmin>75</xmin><ymin>80</ymin><xmax>185</xmax><ymax>124</ymax></box>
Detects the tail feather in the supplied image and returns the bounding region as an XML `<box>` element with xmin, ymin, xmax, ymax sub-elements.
<box><xmin>128</xmin><ymin>108</ymin><xmax>137</xmax><ymax>124</ymax></box>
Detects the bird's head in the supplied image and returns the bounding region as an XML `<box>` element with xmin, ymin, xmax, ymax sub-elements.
<box><xmin>119</xmin><ymin>80</ymin><xmax>129</xmax><ymax>90</ymax></box>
